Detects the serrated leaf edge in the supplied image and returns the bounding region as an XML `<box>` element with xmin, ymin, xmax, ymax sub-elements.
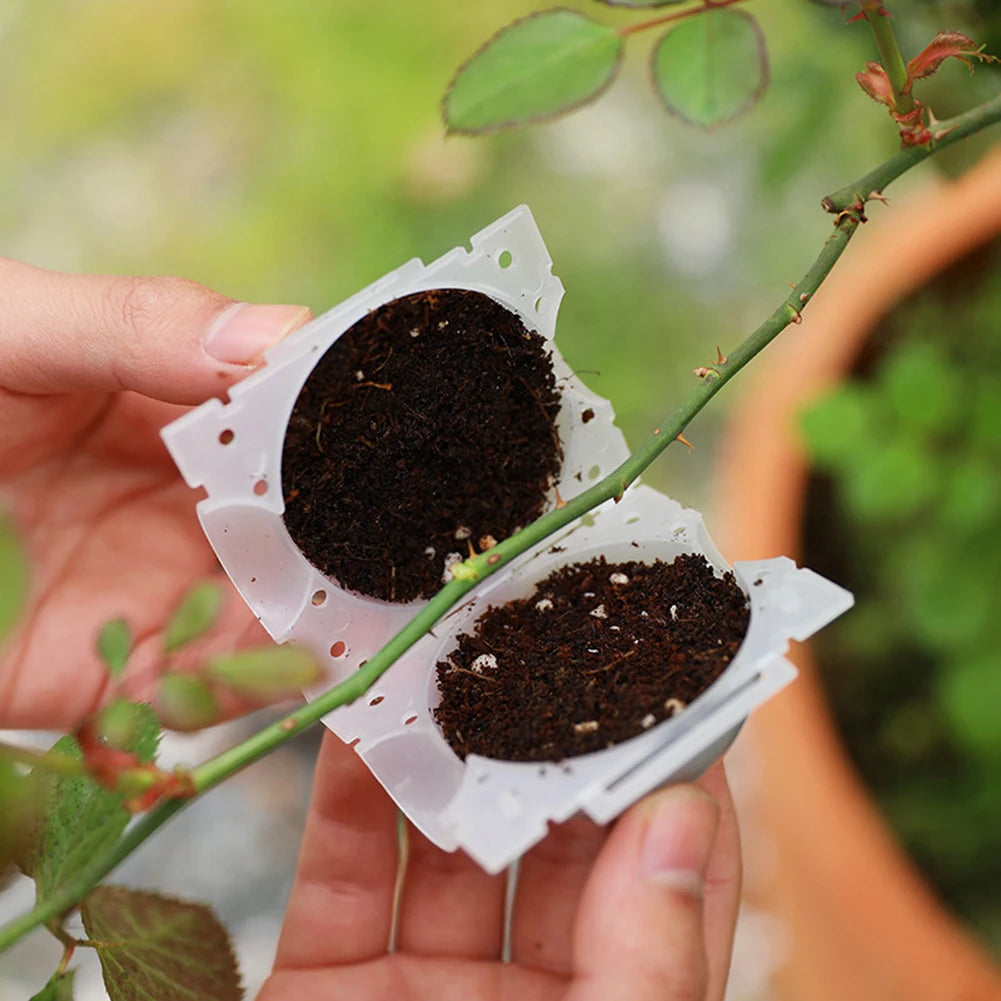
<box><xmin>442</xmin><ymin>7</ymin><xmax>625</xmax><ymax>136</ymax></box>
<box><xmin>648</xmin><ymin>8</ymin><xmax>770</xmax><ymax>132</ymax></box>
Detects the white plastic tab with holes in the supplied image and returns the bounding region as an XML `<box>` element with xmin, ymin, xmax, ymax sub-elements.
<box><xmin>161</xmin><ymin>206</ymin><xmax>854</xmax><ymax>875</ymax></box>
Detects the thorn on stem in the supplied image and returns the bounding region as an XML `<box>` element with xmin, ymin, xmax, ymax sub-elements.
<box><xmin>554</xmin><ymin>486</ymin><xmax>568</xmax><ymax>510</ymax></box>
<box><xmin>715</xmin><ymin>346</ymin><xmax>728</xmax><ymax>365</ymax></box>
<box><xmin>676</xmin><ymin>433</ymin><xmax>694</xmax><ymax>450</ymax></box>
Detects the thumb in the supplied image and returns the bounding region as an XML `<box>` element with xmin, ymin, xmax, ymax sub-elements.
<box><xmin>0</xmin><ymin>258</ymin><xmax>312</xmax><ymax>404</ymax></box>
<box><xmin>571</xmin><ymin>785</ymin><xmax>720</xmax><ymax>1001</ymax></box>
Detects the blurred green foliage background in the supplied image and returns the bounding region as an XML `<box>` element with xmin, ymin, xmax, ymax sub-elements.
<box><xmin>0</xmin><ymin>0</ymin><xmax>918</xmax><ymax>506</ymax></box>
<box><xmin>3</xmin><ymin>0</ymin><xmax>1001</xmax><ymax>994</ymax></box>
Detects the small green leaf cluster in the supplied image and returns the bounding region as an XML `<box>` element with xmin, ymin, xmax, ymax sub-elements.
<box><xmin>799</xmin><ymin>255</ymin><xmax>1001</xmax><ymax>953</ymax></box>
<box><xmin>6</xmin><ymin>579</ymin><xmax>323</xmax><ymax>997</ymax></box>
<box><xmin>14</xmin><ymin>706</ymin><xmax>243</xmax><ymax>999</ymax></box>
<box><xmin>93</xmin><ymin>581</ymin><xmax>323</xmax><ymax>731</ymax></box>
<box><xmin>443</xmin><ymin>2</ymin><xmax>769</xmax><ymax>134</ymax></box>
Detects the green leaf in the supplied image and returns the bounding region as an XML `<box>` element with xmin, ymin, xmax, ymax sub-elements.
<box><xmin>798</xmin><ymin>383</ymin><xmax>875</xmax><ymax>470</ymax></box>
<box><xmin>97</xmin><ymin>619</ymin><xmax>133</xmax><ymax>678</ymax></box>
<box><xmin>842</xmin><ymin>439</ymin><xmax>939</xmax><ymax>523</ymax></box>
<box><xmin>938</xmin><ymin>656</ymin><xmax>1001</xmax><ymax>760</ymax></box>
<box><xmin>96</xmin><ymin>699</ymin><xmax>147</xmax><ymax>750</ymax></box>
<box><xmin>156</xmin><ymin>674</ymin><xmax>220</xmax><ymax>732</ymax></box>
<box><xmin>650</xmin><ymin>9</ymin><xmax>768</xmax><ymax>129</ymax></box>
<box><xmin>164</xmin><ymin>582</ymin><xmax>224</xmax><ymax>653</ymax></box>
<box><xmin>82</xmin><ymin>886</ymin><xmax>243</xmax><ymax>1001</ymax></box>
<box><xmin>22</xmin><ymin>705</ymin><xmax>160</xmax><ymax>903</ymax></box>
<box><xmin>880</xmin><ymin>341</ymin><xmax>962</xmax><ymax>435</ymax></box>
<box><xmin>0</xmin><ymin>510</ymin><xmax>28</xmax><ymax>645</ymax></box>
<box><xmin>29</xmin><ymin>970</ymin><xmax>76</xmax><ymax>1001</ymax></box>
<box><xmin>443</xmin><ymin>10</ymin><xmax>623</xmax><ymax>134</ymax></box>
<box><xmin>941</xmin><ymin>457</ymin><xmax>1000</xmax><ymax>531</ymax></box>
<box><xmin>207</xmin><ymin>645</ymin><xmax>322</xmax><ymax>700</ymax></box>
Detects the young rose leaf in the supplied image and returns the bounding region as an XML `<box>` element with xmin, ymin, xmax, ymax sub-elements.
<box><xmin>443</xmin><ymin>10</ymin><xmax>624</xmax><ymax>134</ymax></box>
<box><xmin>97</xmin><ymin>618</ymin><xmax>132</xmax><ymax>678</ymax></box>
<box><xmin>81</xmin><ymin>887</ymin><xmax>242</xmax><ymax>1001</ymax></box>
<box><xmin>96</xmin><ymin>699</ymin><xmax>146</xmax><ymax>750</ymax></box>
<box><xmin>856</xmin><ymin>60</ymin><xmax>895</xmax><ymax>108</ymax></box>
<box><xmin>164</xmin><ymin>581</ymin><xmax>224</xmax><ymax>653</ymax></box>
<box><xmin>0</xmin><ymin>510</ymin><xmax>28</xmax><ymax>645</ymax></box>
<box><xmin>21</xmin><ymin>705</ymin><xmax>160</xmax><ymax>903</ymax></box>
<box><xmin>904</xmin><ymin>31</ymin><xmax>999</xmax><ymax>92</ymax></box>
<box><xmin>157</xmin><ymin>674</ymin><xmax>221</xmax><ymax>731</ymax></box>
<box><xmin>207</xmin><ymin>646</ymin><xmax>322</xmax><ymax>700</ymax></box>
<box><xmin>651</xmin><ymin>9</ymin><xmax>768</xmax><ymax>129</ymax></box>
<box><xmin>29</xmin><ymin>970</ymin><xmax>76</xmax><ymax>1001</ymax></box>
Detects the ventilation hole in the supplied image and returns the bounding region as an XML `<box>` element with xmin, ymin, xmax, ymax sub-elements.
<box><xmin>218</xmin><ymin>429</ymin><xmax>235</xmax><ymax>445</ymax></box>
<box><xmin>534</xmin><ymin>296</ymin><xmax>544</xmax><ymax>313</ymax></box>
<box><xmin>330</xmin><ymin>640</ymin><xmax>347</xmax><ymax>658</ymax></box>
<box><xmin>253</xmin><ymin>479</ymin><xmax>268</xmax><ymax>496</ymax></box>
<box><xmin>369</xmin><ymin>695</ymin><xmax>384</xmax><ymax>707</ymax></box>
<box><xmin>497</xmin><ymin>249</ymin><xmax>513</xmax><ymax>269</ymax></box>
<box><xmin>587</xmin><ymin>464</ymin><xmax>601</xmax><ymax>481</ymax></box>
<box><xmin>311</xmin><ymin>589</ymin><xmax>327</xmax><ymax>607</ymax></box>
<box><xmin>403</xmin><ymin>714</ymin><xmax>418</xmax><ymax>726</ymax></box>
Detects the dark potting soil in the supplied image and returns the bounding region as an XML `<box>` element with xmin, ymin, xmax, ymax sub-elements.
<box><xmin>281</xmin><ymin>289</ymin><xmax>562</xmax><ymax>602</ymax></box>
<box><xmin>434</xmin><ymin>553</ymin><xmax>749</xmax><ymax>761</ymax></box>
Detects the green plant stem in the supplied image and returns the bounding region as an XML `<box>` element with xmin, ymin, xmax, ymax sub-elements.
<box><xmin>618</xmin><ymin>0</ymin><xmax>749</xmax><ymax>38</ymax></box>
<box><xmin>862</xmin><ymin>2</ymin><xmax>916</xmax><ymax>115</ymax></box>
<box><xmin>3</xmin><ymin>92</ymin><xmax>1001</xmax><ymax>957</ymax></box>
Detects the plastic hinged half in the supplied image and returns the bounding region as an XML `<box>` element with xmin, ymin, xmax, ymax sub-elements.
<box><xmin>330</xmin><ymin>483</ymin><xmax>853</xmax><ymax>873</ymax></box>
<box><xmin>161</xmin><ymin>205</ymin><xmax>628</xmax><ymax>670</ymax></box>
<box><xmin>161</xmin><ymin>206</ymin><xmax>854</xmax><ymax>875</ymax></box>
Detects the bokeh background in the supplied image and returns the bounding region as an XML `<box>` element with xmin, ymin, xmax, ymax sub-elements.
<box><xmin>2</xmin><ymin>0</ymin><xmax>1000</xmax><ymax>997</ymax></box>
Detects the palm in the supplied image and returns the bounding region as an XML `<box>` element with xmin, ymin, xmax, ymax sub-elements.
<box><xmin>0</xmin><ymin>388</ymin><xmax>254</xmax><ymax>729</ymax></box>
<box><xmin>266</xmin><ymin>953</ymin><xmax>583</xmax><ymax>1000</ymax></box>
<box><xmin>260</xmin><ymin>734</ymin><xmax>739</xmax><ymax>1001</ymax></box>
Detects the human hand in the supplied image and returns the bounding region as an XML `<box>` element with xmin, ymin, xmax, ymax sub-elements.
<box><xmin>0</xmin><ymin>258</ymin><xmax>312</xmax><ymax>729</ymax></box>
<box><xmin>261</xmin><ymin>732</ymin><xmax>741</xmax><ymax>1001</ymax></box>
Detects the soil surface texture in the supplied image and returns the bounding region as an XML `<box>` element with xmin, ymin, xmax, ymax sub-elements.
<box><xmin>281</xmin><ymin>289</ymin><xmax>562</xmax><ymax>602</ymax></box>
<box><xmin>434</xmin><ymin>553</ymin><xmax>749</xmax><ymax>761</ymax></box>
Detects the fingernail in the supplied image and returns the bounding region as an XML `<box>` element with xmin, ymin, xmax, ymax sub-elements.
<box><xmin>203</xmin><ymin>302</ymin><xmax>312</xmax><ymax>366</ymax></box>
<box><xmin>640</xmin><ymin>786</ymin><xmax>719</xmax><ymax>893</ymax></box>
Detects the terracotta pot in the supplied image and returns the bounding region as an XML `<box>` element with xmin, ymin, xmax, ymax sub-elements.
<box><xmin>713</xmin><ymin>146</ymin><xmax>1001</xmax><ymax>1001</ymax></box>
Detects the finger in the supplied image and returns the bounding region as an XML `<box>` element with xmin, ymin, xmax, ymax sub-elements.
<box><xmin>511</xmin><ymin>813</ymin><xmax>608</xmax><ymax>974</ymax></box>
<box><xmin>273</xmin><ymin>731</ymin><xmax>399</xmax><ymax>969</ymax></box>
<box><xmin>0</xmin><ymin>258</ymin><xmax>311</xmax><ymax>404</ymax></box>
<box><xmin>697</xmin><ymin>762</ymin><xmax>742</xmax><ymax>1001</ymax></box>
<box><xmin>571</xmin><ymin>784</ymin><xmax>719</xmax><ymax>1001</ymax></box>
<box><xmin>394</xmin><ymin>825</ymin><xmax>507</xmax><ymax>960</ymax></box>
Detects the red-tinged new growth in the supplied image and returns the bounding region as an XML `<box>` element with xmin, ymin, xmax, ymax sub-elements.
<box><xmin>904</xmin><ymin>31</ymin><xmax>999</xmax><ymax>90</ymax></box>
<box><xmin>856</xmin><ymin>61</ymin><xmax>895</xmax><ymax>107</ymax></box>
<box><xmin>76</xmin><ymin>719</ymin><xmax>195</xmax><ymax>813</ymax></box>
<box><xmin>856</xmin><ymin>20</ymin><xmax>998</xmax><ymax>148</ymax></box>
